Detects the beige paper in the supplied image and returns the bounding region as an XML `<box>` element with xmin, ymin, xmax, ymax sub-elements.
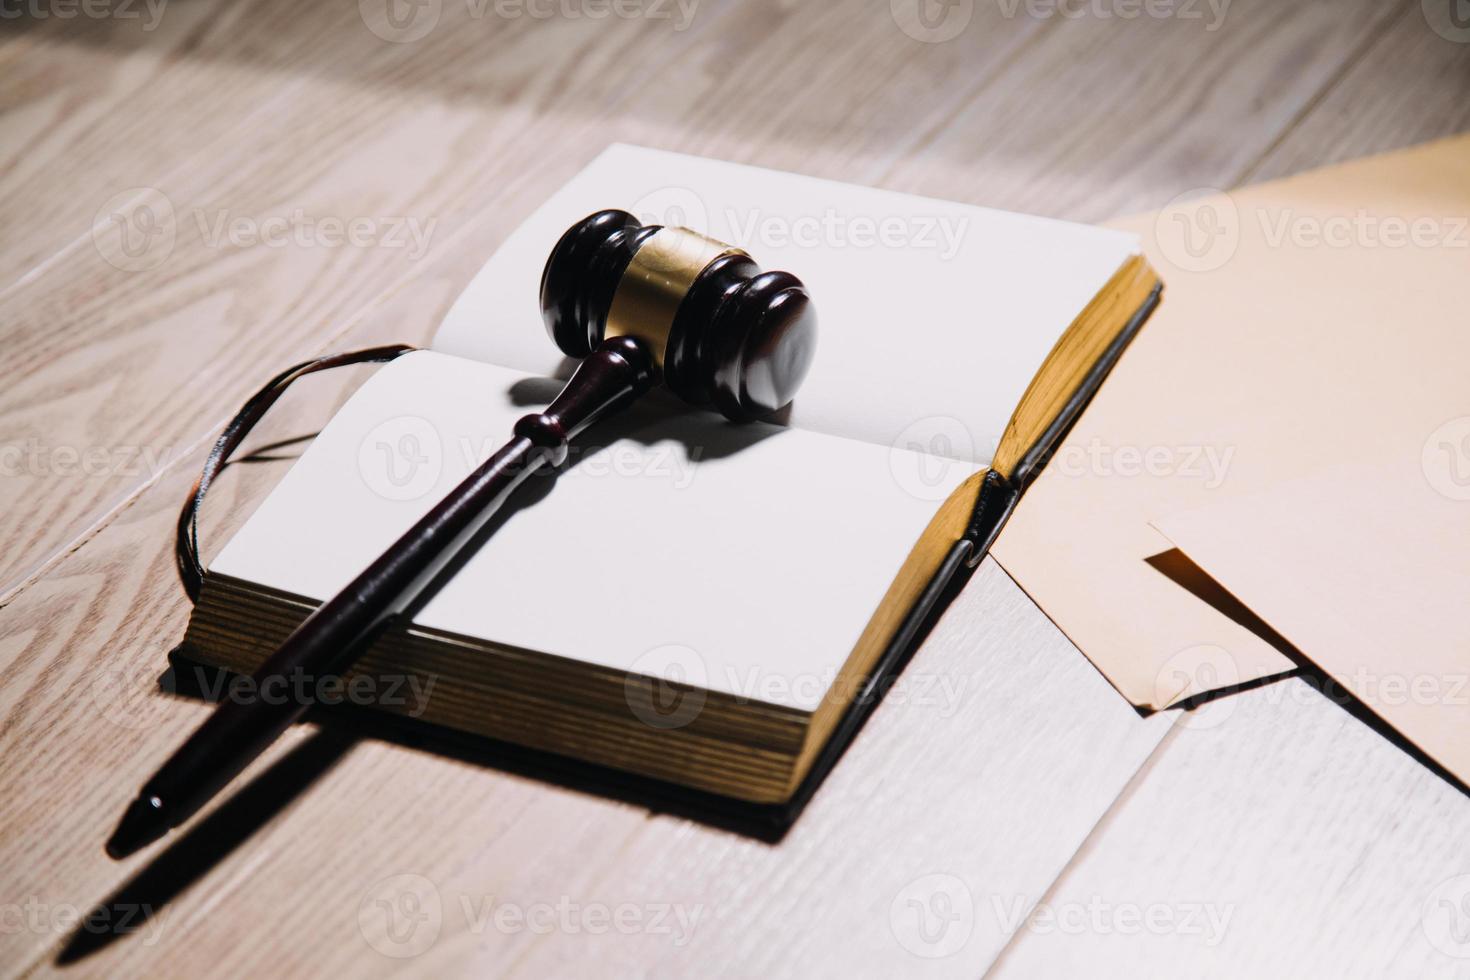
<box><xmin>993</xmin><ymin>133</ymin><xmax>1470</xmax><ymax>709</ymax></box>
<box><xmin>1155</xmin><ymin>455</ymin><xmax>1470</xmax><ymax>787</ymax></box>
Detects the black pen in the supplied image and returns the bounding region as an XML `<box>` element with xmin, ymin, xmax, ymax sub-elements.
<box><xmin>107</xmin><ymin>336</ymin><xmax>655</xmax><ymax>858</ymax></box>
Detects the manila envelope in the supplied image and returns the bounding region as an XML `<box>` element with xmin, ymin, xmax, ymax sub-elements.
<box><xmin>993</xmin><ymin>133</ymin><xmax>1470</xmax><ymax>710</ymax></box>
<box><xmin>1156</xmin><ymin>455</ymin><xmax>1470</xmax><ymax>789</ymax></box>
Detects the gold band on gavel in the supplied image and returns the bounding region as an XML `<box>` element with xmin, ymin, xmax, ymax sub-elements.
<box><xmin>605</xmin><ymin>227</ymin><xmax>747</xmax><ymax>368</ymax></box>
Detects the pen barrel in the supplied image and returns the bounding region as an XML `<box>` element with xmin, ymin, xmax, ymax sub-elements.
<box><xmin>140</xmin><ymin>338</ymin><xmax>656</xmax><ymax>831</ymax></box>
<box><xmin>151</xmin><ymin>431</ymin><xmax>544</xmax><ymax>823</ymax></box>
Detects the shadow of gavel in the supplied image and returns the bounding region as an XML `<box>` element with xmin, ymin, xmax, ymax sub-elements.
<box><xmin>107</xmin><ymin>209</ymin><xmax>818</xmax><ymax>858</ymax></box>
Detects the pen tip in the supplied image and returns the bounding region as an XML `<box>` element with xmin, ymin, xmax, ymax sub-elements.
<box><xmin>105</xmin><ymin>796</ymin><xmax>168</xmax><ymax>860</ymax></box>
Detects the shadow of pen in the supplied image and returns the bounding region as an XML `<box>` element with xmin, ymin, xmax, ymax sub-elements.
<box><xmin>66</xmin><ymin>365</ymin><xmax>791</xmax><ymax>961</ymax></box>
<box><xmin>57</xmin><ymin>724</ymin><xmax>356</xmax><ymax>965</ymax></box>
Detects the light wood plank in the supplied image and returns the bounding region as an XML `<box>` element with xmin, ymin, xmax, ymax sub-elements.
<box><xmin>1247</xmin><ymin>0</ymin><xmax>1470</xmax><ymax>181</ymax></box>
<box><xmin>989</xmin><ymin>681</ymin><xmax>1470</xmax><ymax>980</ymax></box>
<box><xmin>883</xmin><ymin>0</ymin><xmax>1405</xmax><ymax>221</ymax></box>
<box><xmin>0</xmin><ymin>0</ymin><xmax>348</xmax><ymax>290</ymax></box>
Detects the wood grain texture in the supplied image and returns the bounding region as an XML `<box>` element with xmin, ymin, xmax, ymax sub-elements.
<box><xmin>989</xmin><ymin>682</ymin><xmax>1470</xmax><ymax>979</ymax></box>
<box><xmin>2</xmin><ymin>0</ymin><xmax>1469</xmax><ymax>975</ymax></box>
<box><xmin>1247</xmin><ymin>0</ymin><xmax>1470</xmax><ymax>181</ymax></box>
<box><xmin>886</xmin><ymin>0</ymin><xmax>1408</xmax><ymax>220</ymax></box>
<box><xmin>0</xmin><ymin>0</ymin><xmax>241</xmax><ymax>291</ymax></box>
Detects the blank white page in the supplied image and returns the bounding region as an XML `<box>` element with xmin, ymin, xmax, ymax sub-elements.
<box><xmin>433</xmin><ymin>144</ymin><xmax>1139</xmax><ymax>464</ymax></box>
<box><xmin>210</xmin><ymin>352</ymin><xmax>979</xmax><ymax>713</ymax></box>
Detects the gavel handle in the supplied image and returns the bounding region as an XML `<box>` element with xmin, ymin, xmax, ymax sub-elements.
<box><xmin>107</xmin><ymin>336</ymin><xmax>656</xmax><ymax>857</ymax></box>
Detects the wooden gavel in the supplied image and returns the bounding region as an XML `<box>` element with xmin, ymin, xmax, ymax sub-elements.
<box><xmin>107</xmin><ymin>209</ymin><xmax>818</xmax><ymax>857</ymax></box>
<box><xmin>541</xmin><ymin>208</ymin><xmax>817</xmax><ymax>424</ymax></box>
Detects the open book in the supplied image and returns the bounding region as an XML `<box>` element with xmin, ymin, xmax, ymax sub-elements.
<box><xmin>182</xmin><ymin>145</ymin><xmax>1160</xmax><ymax>816</ymax></box>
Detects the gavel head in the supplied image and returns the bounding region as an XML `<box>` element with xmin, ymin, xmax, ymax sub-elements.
<box><xmin>540</xmin><ymin>209</ymin><xmax>817</xmax><ymax>422</ymax></box>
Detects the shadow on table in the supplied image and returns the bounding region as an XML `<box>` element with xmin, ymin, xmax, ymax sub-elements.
<box><xmin>56</xmin><ymin>644</ymin><xmax>811</xmax><ymax>965</ymax></box>
<box><xmin>56</xmin><ymin>723</ymin><xmax>355</xmax><ymax>965</ymax></box>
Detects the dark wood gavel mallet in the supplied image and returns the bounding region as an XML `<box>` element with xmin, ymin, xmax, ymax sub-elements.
<box><xmin>107</xmin><ymin>209</ymin><xmax>818</xmax><ymax>858</ymax></box>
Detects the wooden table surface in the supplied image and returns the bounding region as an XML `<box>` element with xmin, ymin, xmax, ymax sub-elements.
<box><xmin>3</xmin><ymin>1</ymin><xmax>1469</xmax><ymax>976</ymax></box>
